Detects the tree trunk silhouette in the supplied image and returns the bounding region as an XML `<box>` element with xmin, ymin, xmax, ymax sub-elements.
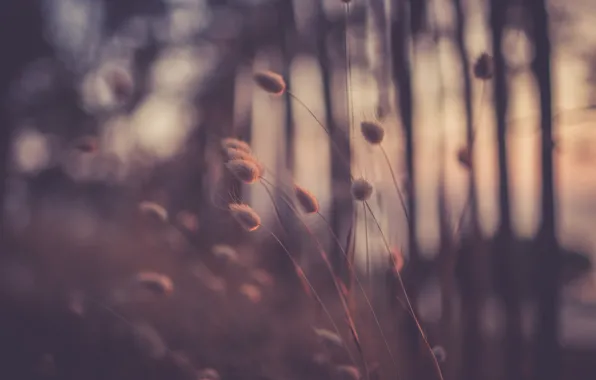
<box><xmin>452</xmin><ymin>0</ymin><xmax>479</xmax><ymax>233</ymax></box>
<box><xmin>279</xmin><ymin>0</ymin><xmax>296</xmax><ymax>173</ymax></box>
<box><xmin>490</xmin><ymin>1</ymin><xmax>524</xmax><ymax>380</ymax></box>
<box><xmin>390</xmin><ymin>0</ymin><xmax>420</xmax><ymax>377</ymax></box>
<box><xmin>452</xmin><ymin>1</ymin><xmax>485</xmax><ymax>380</ymax></box>
<box><xmin>317</xmin><ymin>0</ymin><xmax>352</xmax><ymax>279</ymax></box>
<box><xmin>529</xmin><ymin>1</ymin><xmax>560</xmax><ymax>380</ymax></box>
<box><xmin>369</xmin><ymin>0</ymin><xmax>391</xmax><ymax>118</ymax></box>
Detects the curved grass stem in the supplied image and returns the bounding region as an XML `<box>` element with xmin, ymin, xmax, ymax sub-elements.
<box><xmin>379</xmin><ymin>145</ymin><xmax>409</xmax><ymax>221</ymax></box>
<box><xmin>261</xmin><ymin>224</ymin><xmax>357</xmax><ymax>366</ymax></box>
<box><xmin>364</xmin><ymin>201</ymin><xmax>445</xmax><ymax>380</ymax></box>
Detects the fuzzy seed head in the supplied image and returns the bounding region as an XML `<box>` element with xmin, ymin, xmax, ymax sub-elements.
<box><xmin>389</xmin><ymin>248</ymin><xmax>405</xmax><ymax>273</ymax></box>
<box><xmin>225</xmin><ymin>159</ymin><xmax>260</xmax><ymax>183</ymax></box>
<box><xmin>239</xmin><ymin>283</ymin><xmax>262</xmax><ymax>303</ymax></box>
<box><xmin>351</xmin><ymin>179</ymin><xmax>373</xmax><ymax>201</ymax></box>
<box><xmin>224</xmin><ymin>148</ymin><xmax>265</xmax><ymax>177</ymax></box>
<box><xmin>225</xmin><ymin>147</ymin><xmax>252</xmax><ymax>161</ymax></box>
<box><xmin>295</xmin><ymin>185</ymin><xmax>319</xmax><ymax>214</ymax></box>
<box><xmin>134</xmin><ymin>272</ymin><xmax>174</xmax><ymax>296</ymax></box>
<box><xmin>432</xmin><ymin>346</ymin><xmax>447</xmax><ymax>362</ymax></box>
<box><xmin>221</xmin><ymin>138</ymin><xmax>251</xmax><ymax>154</ymax></box>
<box><xmin>211</xmin><ymin>244</ymin><xmax>239</xmax><ymax>262</ymax></box>
<box><xmin>336</xmin><ymin>365</ymin><xmax>361</xmax><ymax>380</ymax></box>
<box><xmin>473</xmin><ymin>53</ymin><xmax>494</xmax><ymax>80</ymax></box>
<box><xmin>360</xmin><ymin>121</ymin><xmax>385</xmax><ymax>145</ymax></box>
<box><xmin>229</xmin><ymin>203</ymin><xmax>261</xmax><ymax>231</ymax></box>
<box><xmin>253</xmin><ymin>71</ymin><xmax>286</xmax><ymax>95</ymax></box>
<box><xmin>457</xmin><ymin>146</ymin><xmax>472</xmax><ymax>169</ymax></box>
<box><xmin>138</xmin><ymin>201</ymin><xmax>169</xmax><ymax>222</ymax></box>
<box><xmin>313</xmin><ymin>328</ymin><xmax>343</xmax><ymax>347</ymax></box>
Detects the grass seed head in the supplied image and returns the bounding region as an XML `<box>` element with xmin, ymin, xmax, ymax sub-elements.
<box><xmin>138</xmin><ymin>201</ymin><xmax>169</xmax><ymax>222</ymax></box>
<box><xmin>336</xmin><ymin>365</ymin><xmax>361</xmax><ymax>380</ymax></box>
<box><xmin>134</xmin><ymin>272</ymin><xmax>174</xmax><ymax>296</ymax></box>
<box><xmin>197</xmin><ymin>368</ymin><xmax>220</xmax><ymax>380</ymax></box>
<box><xmin>351</xmin><ymin>178</ymin><xmax>373</xmax><ymax>201</ymax></box>
<box><xmin>313</xmin><ymin>328</ymin><xmax>343</xmax><ymax>347</ymax></box>
<box><xmin>224</xmin><ymin>148</ymin><xmax>266</xmax><ymax>177</ymax></box>
<box><xmin>176</xmin><ymin>210</ymin><xmax>199</xmax><ymax>232</ymax></box>
<box><xmin>225</xmin><ymin>159</ymin><xmax>260</xmax><ymax>184</ymax></box>
<box><xmin>432</xmin><ymin>345</ymin><xmax>447</xmax><ymax>362</ymax></box>
<box><xmin>360</xmin><ymin>121</ymin><xmax>385</xmax><ymax>145</ymax></box>
<box><xmin>224</xmin><ymin>147</ymin><xmax>252</xmax><ymax>162</ymax></box>
<box><xmin>473</xmin><ymin>52</ymin><xmax>494</xmax><ymax>80</ymax></box>
<box><xmin>295</xmin><ymin>185</ymin><xmax>319</xmax><ymax>214</ymax></box>
<box><xmin>221</xmin><ymin>138</ymin><xmax>251</xmax><ymax>154</ymax></box>
<box><xmin>239</xmin><ymin>283</ymin><xmax>262</xmax><ymax>303</ymax></box>
<box><xmin>211</xmin><ymin>244</ymin><xmax>239</xmax><ymax>263</ymax></box>
<box><xmin>389</xmin><ymin>248</ymin><xmax>405</xmax><ymax>273</ymax></box>
<box><xmin>253</xmin><ymin>71</ymin><xmax>286</xmax><ymax>95</ymax></box>
<box><xmin>229</xmin><ymin>203</ymin><xmax>261</xmax><ymax>231</ymax></box>
<box><xmin>457</xmin><ymin>146</ymin><xmax>472</xmax><ymax>169</ymax></box>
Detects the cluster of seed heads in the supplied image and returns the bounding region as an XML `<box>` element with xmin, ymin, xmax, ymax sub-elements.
<box><xmin>221</xmin><ymin>138</ymin><xmax>265</xmax><ymax>180</ymax></box>
<box><xmin>473</xmin><ymin>52</ymin><xmax>494</xmax><ymax>80</ymax></box>
<box><xmin>253</xmin><ymin>71</ymin><xmax>286</xmax><ymax>96</ymax></box>
<box><xmin>360</xmin><ymin>121</ymin><xmax>385</xmax><ymax>145</ymax></box>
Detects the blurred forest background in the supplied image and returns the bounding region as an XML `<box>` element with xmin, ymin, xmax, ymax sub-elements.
<box><xmin>1</xmin><ymin>0</ymin><xmax>596</xmax><ymax>380</ymax></box>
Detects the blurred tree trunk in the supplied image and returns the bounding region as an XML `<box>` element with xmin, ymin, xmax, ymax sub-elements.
<box><xmin>368</xmin><ymin>0</ymin><xmax>391</xmax><ymax>118</ymax></box>
<box><xmin>490</xmin><ymin>1</ymin><xmax>524</xmax><ymax>380</ymax></box>
<box><xmin>452</xmin><ymin>0</ymin><xmax>479</xmax><ymax>235</ymax></box>
<box><xmin>451</xmin><ymin>1</ymin><xmax>485</xmax><ymax>380</ymax></box>
<box><xmin>528</xmin><ymin>1</ymin><xmax>560</xmax><ymax>380</ymax></box>
<box><xmin>390</xmin><ymin>0</ymin><xmax>421</xmax><ymax>377</ymax></box>
<box><xmin>279</xmin><ymin>0</ymin><xmax>296</xmax><ymax>173</ymax></box>
<box><xmin>316</xmin><ymin>0</ymin><xmax>352</xmax><ymax>280</ymax></box>
<box><xmin>433</xmin><ymin>24</ymin><xmax>456</xmax><ymax>380</ymax></box>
